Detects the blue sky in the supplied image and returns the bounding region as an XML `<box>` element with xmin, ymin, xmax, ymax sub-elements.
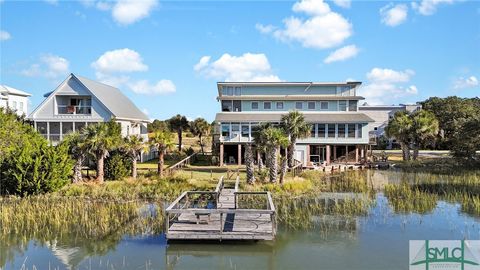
<box><xmin>1</xmin><ymin>0</ymin><xmax>479</xmax><ymax>122</ymax></box>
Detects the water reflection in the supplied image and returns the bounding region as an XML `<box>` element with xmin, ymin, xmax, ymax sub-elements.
<box><xmin>1</xmin><ymin>169</ymin><xmax>480</xmax><ymax>270</ymax></box>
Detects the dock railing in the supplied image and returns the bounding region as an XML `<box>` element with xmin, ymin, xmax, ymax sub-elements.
<box><xmin>290</xmin><ymin>158</ymin><xmax>303</xmax><ymax>177</ymax></box>
<box><xmin>166</xmin><ymin>152</ymin><xmax>197</xmax><ymax>175</ymax></box>
<box><xmin>165</xmin><ymin>176</ymin><xmax>276</xmax><ymax>240</ymax></box>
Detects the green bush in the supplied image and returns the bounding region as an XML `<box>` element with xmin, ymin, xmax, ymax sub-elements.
<box><xmin>0</xmin><ymin>109</ymin><xmax>72</xmax><ymax>196</ymax></box>
<box><xmin>104</xmin><ymin>151</ymin><xmax>131</xmax><ymax>180</ymax></box>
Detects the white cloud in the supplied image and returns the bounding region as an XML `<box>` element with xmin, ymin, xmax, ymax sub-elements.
<box><xmin>324</xmin><ymin>44</ymin><xmax>359</xmax><ymax>63</ymax></box>
<box><xmin>453</xmin><ymin>76</ymin><xmax>479</xmax><ymax>90</ymax></box>
<box><xmin>112</xmin><ymin>0</ymin><xmax>158</xmax><ymax>25</ymax></box>
<box><xmin>333</xmin><ymin>0</ymin><xmax>351</xmax><ymax>8</ymax></box>
<box><xmin>91</xmin><ymin>48</ymin><xmax>175</xmax><ymax>95</ymax></box>
<box><xmin>258</xmin><ymin>0</ymin><xmax>352</xmax><ymax>50</ymax></box>
<box><xmin>255</xmin><ymin>23</ymin><xmax>276</xmax><ymax>34</ymax></box>
<box><xmin>129</xmin><ymin>79</ymin><xmax>176</xmax><ymax>95</ymax></box>
<box><xmin>194</xmin><ymin>53</ymin><xmax>281</xmax><ymax>82</ymax></box>
<box><xmin>380</xmin><ymin>3</ymin><xmax>408</xmax><ymax>27</ymax></box>
<box><xmin>0</xmin><ymin>30</ymin><xmax>11</xmax><ymax>41</ymax></box>
<box><xmin>406</xmin><ymin>85</ymin><xmax>418</xmax><ymax>94</ymax></box>
<box><xmin>193</xmin><ymin>56</ymin><xmax>211</xmax><ymax>72</ymax></box>
<box><xmin>91</xmin><ymin>48</ymin><xmax>148</xmax><ymax>74</ymax></box>
<box><xmin>22</xmin><ymin>54</ymin><xmax>69</xmax><ymax>80</ymax></box>
<box><xmin>292</xmin><ymin>0</ymin><xmax>331</xmax><ymax>15</ymax></box>
<box><xmin>359</xmin><ymin>67</ymin><xmax>418</xmax><ymax>104</ymax></box>
<box><xmin>79</xmin><ymin>0</ymin><xmax>155</xmax><ymax>25</ymax></box>
<box><xmin>366</xmin><ymin>68</ymin><xmax>414</xmax><ymax>83</ymax></box>
<box><xmin>411</xmin><ymin>0</ymin><xmax>457</xmax><ymax>16</ymax></box>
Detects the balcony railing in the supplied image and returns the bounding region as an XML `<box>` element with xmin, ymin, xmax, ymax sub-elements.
<box><xmin>57</xmin><ymin>105</ymin><xmax>92</xmax><ymax>115</ymax></box>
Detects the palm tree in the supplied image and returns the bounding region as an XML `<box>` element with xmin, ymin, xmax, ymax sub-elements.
<box><xmin>251</xmin><ymin>123</ymin><xmax>273</xmax><ymax>170</ymax></box>
<box><xmin>279</xmin><ymin>155</ymin><xmax>288</xmax><ymax>184</ymax></box>
<box><xmin>83</xmin><ymin>122</ymin><xmax>122</xmax><ymax>183</ymax></box>
<box><xmin>281</xmin><ymin>111</ymin><xmax>311</xmax><ymax>167</ymax></box>
<box><xmin>62</xmin><ymin>132</ymin><xmax>86</xmax><ymax>183</ymax></box>
<box><xmin>255</xmin><ymin>126</ymin><xmax>289</xmax><ymax>183</ymax></box>
<box><xmin>244</xmin><ymin>143</ymin><xmax>255</xmax><ymax>184</ymax></box>
<box><xmin>190</xmin><ymin>118</ymin><xmax>211</xmax><ymax>154</ymax></box>
<box><xmin>386</xmin><ymin>111</ymin><xmax>414</xmax><ymax>161</ymax></box>
<box><xmin>123</xmin><ymin>135</ymin><xmax>148</xmax><ymax>178</ymax></box>
<box><xmin>168</xmin><ymin>114</ymin><xmax>189</xmax><ymax>151</ymax></box>
<box><xmin>411</xmin><ymin>110</ymin><xmax>439</xmax><ymax>160</ymax></box>
<box><xmin>149</xmin><ymin>131</ymin><xmax>175</xmax><ymax>177</ymax></box>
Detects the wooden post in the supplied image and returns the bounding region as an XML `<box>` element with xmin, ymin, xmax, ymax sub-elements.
<box><xmin>361</xmin><ymin>146</ymin><xmax>365</xmax><ymax>159</ymax></box>
<box><xmin>333</xmin><ymin>145</ymin><xmax>337</xmax><ymax>160</ymax></box>
<box><xmin>355</xmin><ymin>145</ymin><xmax>359</xmax><ymax>163</ymax></box>
<box><xmin>345</xmin><ymin>145</ymin><xmax>349</xmax><ymax>163</ymax></box>
<box><xmin>220</xmin><ymin>144</ymin><xmax>224</xmax><ymax>166</ymax></box>
<box><xmin>306</xmin><ymin>145</ymin><xmax>310</xmax><ymax>166</ymax></box>
<box><xmin>257</xmin><ymin>150</ymin><xmax>261</xmax><ymax>166</ymax></box>
<box><xmin>237</xmin><ymin>144</ymin><xmax>242</xmax><ymax>166</ymax></box>
<box><xmin>326</xmin><ymin>145</ymin><xmax>331</xmax><ymax>165</ymax></box>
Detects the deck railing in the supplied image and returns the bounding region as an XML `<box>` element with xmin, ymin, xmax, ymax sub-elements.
<box><xmin>290</xmin><ymin>158</ymin><xmax>304</xmax><ymax>177</ymax></box>
<box><xmin>166</xmin><ymin>152</ymin><xmax>197</xmax><ymax>175</ymax></box>
<box><xmin>165</xmin><ymin>176</ymin><xmax>276</xmax><ymax>240</ymax></box>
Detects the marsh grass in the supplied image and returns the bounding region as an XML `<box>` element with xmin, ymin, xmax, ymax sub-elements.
<box><xmin>0</xmin><ymin>196</ymin><xmax>165</xmax><ymax>267</ymax></box>
<box><xmin>384</xmin><ymin>171</ymin><xmax>480</xmax><ymax>216</ymax></box>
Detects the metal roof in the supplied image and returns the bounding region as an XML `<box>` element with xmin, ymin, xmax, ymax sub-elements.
<box><xmin>0</xmin><ymin>85</ymin><xmax>31</xmax><ymax>97</ymax></box>
<box><xmin>215</xmin><ymin>112</ymin><xmax>374</xmax><ymax>123</ymax></box>
<box><xmin>74</xmin><ymin>74</ymin><xmax>149</xmax><ymax>122</ymax></box>
<box><xmin>218</xmin><ymin>95</ymin><xmax>365</xmax><ymax>101</ymax></box>
<box><xmin>217</xmin><ymin>81</ymin><xmax>362</xmax><ymax>86</ymax></box>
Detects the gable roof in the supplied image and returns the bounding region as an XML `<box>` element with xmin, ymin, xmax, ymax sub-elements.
<box><xmin>0</xmin><ymin>85</ymin><xmax>31</xmax><ymax>97</ymax></box>
<box><xmin>29</xmin><ymin>74</ymin><xmax>149</xmax><ymax>122</ymax></box>
<box><xmin>73</xmin><ymin>74</ymin><xmax>149</xmax><ymax>122</ymax></box>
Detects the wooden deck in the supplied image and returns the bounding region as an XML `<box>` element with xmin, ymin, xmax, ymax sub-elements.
<box><xmin>165</xmin><ymin>176</ymin><xmax>276</xmax><ymax>241</ymax></box>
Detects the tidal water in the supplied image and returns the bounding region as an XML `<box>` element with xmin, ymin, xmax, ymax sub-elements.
<box><xmin>2</xmin><ymin>170</ymin><xmax>479</xmax><ymax>270</ymax></box>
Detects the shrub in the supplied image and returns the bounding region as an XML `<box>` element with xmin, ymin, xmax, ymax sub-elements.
<box><xmin>0</xmin><ymin>110</ymin><xmax>73</xmax><ymax>196</ymax></box>
<box><xmin>104</xmin><ymin>151</ymin><xmax>131</xmax><ymax>180</ymax></box>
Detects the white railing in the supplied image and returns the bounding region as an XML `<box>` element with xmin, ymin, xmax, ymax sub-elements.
<box><xmin>57</xmin><ymin>105</ymin><xmax>92</xmax><ymax>115</ymax></box>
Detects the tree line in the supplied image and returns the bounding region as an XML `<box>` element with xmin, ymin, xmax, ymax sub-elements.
<box><xmin>386</xmin><ymin>96</ymin><xmax>480</xmax><ymax>162</ymax></box>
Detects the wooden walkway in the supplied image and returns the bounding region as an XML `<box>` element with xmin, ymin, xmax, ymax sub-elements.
<box><xmin>165</xmin><ymin>176</ymin><xmax>276</xmax><ymax>241</ymax></box>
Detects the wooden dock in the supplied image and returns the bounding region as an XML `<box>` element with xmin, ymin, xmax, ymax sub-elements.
<box><xmin>165</xmin><ymin>176</ymin><xmax>276</xmax><ymax>241</ymax></box>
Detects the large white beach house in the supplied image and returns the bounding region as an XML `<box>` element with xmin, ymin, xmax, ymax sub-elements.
<box><xmin>0</xmin><ymin>85</ymin><xmax>31</xmax><ymax>116</ymax></box>
<box><xmin>29</xmin><ymin>73</ymin><xmax>150</xmax><ymax>144</ymax></box>
<box><xmin>214</xmin><ymin>82</ymin><xmax>375</xmax><ymax>167</ymax></box>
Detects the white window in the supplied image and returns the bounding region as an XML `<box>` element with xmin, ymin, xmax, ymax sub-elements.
<box><xmin>320</xmin><ymin>101</ymin><xmax>329</xmax><ymax>110</ymax></box>
<box><xmin>264</xmin><ymin>102</ymin><xmax>271</xmax><ymax>110</ymax></box>
<box><xmin>276</xmin><ymin>102</ymin><xmax>284</xmax><ymax>110</ymax></box>
<box><xmin>19</xmin><ymin>102</ymin><xmax>24</xmax><ymax>111</ymax></box>
<box><xmin>12</xmin><ymin>101</ymin><xmax>17</xmax><ymax>109</ymax></box>
<box><xmin>251</xmin><ymin>102</ymin><xmax>259</xmax><ymax>110</ymax></box>
<box><xmin>295</xmin><ymin>102</ymin><xmax>303</xmax><ymax>110</ymax></box>
<box><xmin>339</xmin><ymin>101</ymin><xmax>347</xmax><ymax>111</ymax></box>
<box><xmin>308</xmin><ymin>102</ymin><xmax>316</xmax><ymax>110</ymax></box>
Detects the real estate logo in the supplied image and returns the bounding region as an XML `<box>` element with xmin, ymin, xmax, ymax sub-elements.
<box><xmin>410</xmin><ymin>240</ymin><xmax>480</xmax><ymax>270</ymax></box>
